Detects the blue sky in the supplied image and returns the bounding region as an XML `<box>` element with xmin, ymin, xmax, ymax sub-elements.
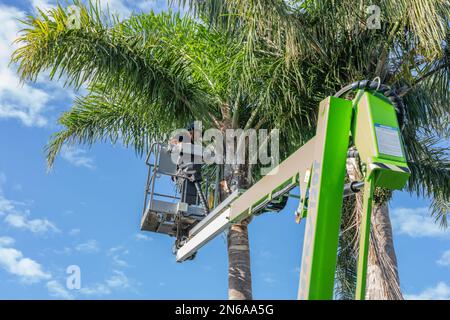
<box><xmin>0</xmin><ymin>0</ymin><xmax>449</xmax><ymax>300</ymax></box>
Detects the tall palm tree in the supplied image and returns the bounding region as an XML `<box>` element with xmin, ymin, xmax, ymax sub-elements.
<box><xmin>13</xmin><ymin>1</ymin><xmax>315</xmax><ymax>299</ymax></box>
<box><xmin>13</xmin><ymin>0</ymin><xmax>449</xmax><ymax>299</ymax></box>
<box><xmin>173</xmin><ymin>0</ymin><xmax>449</xmax><ymax>299</ymax></box>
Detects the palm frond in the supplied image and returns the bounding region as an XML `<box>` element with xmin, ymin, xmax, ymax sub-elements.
<box><xmin>404</xmin><ymin>132</ymin><xmax>449</xmax><ymax>227</ymax></box>
<box><xmin>46</xmin><ymin>82</ymin><xmax>182</xmax><ymax>168</ymax></box>
<box><xmin>12</xmin><ymin>1</ymin><xmax>213</xmax><ymax>122</ymax></box>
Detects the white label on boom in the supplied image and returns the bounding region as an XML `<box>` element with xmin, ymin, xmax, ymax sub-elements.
<box><xmin>375</xmin><ymin>124</ymin><xmax>403</xmax><ymax>158</ymax></box>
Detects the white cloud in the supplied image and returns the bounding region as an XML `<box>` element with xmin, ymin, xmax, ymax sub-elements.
<box><xmin>108</xmin><ymin>246</ymin><xmax>129</xmax><ymax>267</ymax></box>
<box><xmin>259</xmin><ymin>250</ymin><xmax>273</xmax><ymax>259</ymax></box>
<box><xmin>29</xmin><ymin>0</ymin><xmax>56</xmax><ymax>12</ymax></box>
<box><xmin>390</xmin><ymin>207</ymin><xmax>448</xmax><ymax>238</ymax></box>
<box><xmin>0</xmin><ymin>246</ymin><xmax>51</xmax><ymax>283</ymax></box>
<box><xmin>79</xmin><ymin>283</ymin><xmax>112</xmax><ymax>296</ymax></box>
<box><xmin>101</xmin><ymin>0</ymin><xmax>132</xmax><ymax>17</ymax></box>
<box><xmin>106</xmin><ymin>270</ymin><xmax>130</xmax><ymax>288</ymax></box>
<box><xmin>0</xmin><ymin>191</ymin><xmax>26</xmax><ymax>218</ymax></box>
<box><xmin>4</xmin><ymin>213</ymin><xmax>60</xmax><ymax>234</ymax></box>
<box><xmin>261</xmin><ymin>273</ymin><xmax>277</xmax><ymax>285</ymax></box>
<box><xmin>0</xmin><ymin>197</ymin><xmax>14</xmax><ymax>216</ymax></box>
<box><xmin>61</xmin><ymin>146</ymin><xmax>95</xmax><ymax>169</ymax></box>
<box><xmin>69</xmin><ymin>228</ymin><xmax>81</xmax><ymax>236</ymax></box>
<box><xmin>53</xmin><ymin>247</ymin><xmax>72</xmax><ymax>255</ymax></box>
<box><xmin>112</xmin><ymin>255</ymin><xmax>129</xmax><ymax>268</ymax></box>
<box><xmin>80</xmin><ymin>270</ymin><xmax>132</xmax><ymax>296</ymax></box>
<box><xmin>0</xmin><ymin>236</ymin><xmax>54</xmax><ymax>285</ymax></box>
<box><xmin>437</xmin><ymin>250</ymin><xmax>450</xmax><ymax>267</ymax></box>
<box><xmin>46</xmin><ymin>280</ymin><xmax>74</xmax><ymax>300</ymax></box>
<box><xmin>109</xmin><ymin>246</ymin><xmax>129</xmax><ymax>254</ymax></box>
<box><xmin>75</xmin><ymin>240</ymin><xmax>100</xmax><ymax>254</ymax></box>
<box><xmin>0</xmin><ymin>237</ymin><xmax>74</xmax><ymax>300</ymax></box>
<box><xmin>405</xmin><ymin>282</ymin><xmax>450</xmax><ymax>300</ymax></box>
<box><xmin>1</xmin><ymin>173</ymin><xmax>59</xmax><ymax>234</ymax></box>
<box><xmin>0</xmin><ymin>5</ymin><xmax>51</xmax><ymax>127</ymax></box>
<box><xmin>0</xmin><ymin>173</ymin><xmax>14</xmax><ymax>216</ymax></box>
<box><xmin>137</xmin><ymin>0</ymin><xmax>171</xmax><ymax>13</ymax></box>
<box><xmin>0</xmin><ymin>236</ymin><xmax>15</xmax><ymax>247</ymax></box>
<box><xmin>134</xmin><ymin>233</ymin><xmax>153</xmax><ymax>241</ymax></box>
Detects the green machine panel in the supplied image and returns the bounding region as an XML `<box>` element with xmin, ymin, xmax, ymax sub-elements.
<box><xmin>352</xmin><ymin>91</ymin><xmax>410</xmax><ymax>189</ymax></box>
<box><xmin>352</xmin><ymin>91</ymin><xmax>411</xmax><ymax>299</ymax></box>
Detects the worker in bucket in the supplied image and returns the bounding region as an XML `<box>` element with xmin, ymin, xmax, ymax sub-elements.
<box><xmin>169</xmin><ymin>123</ymin><xmax>207</xmax><ymax>211</ymax></box>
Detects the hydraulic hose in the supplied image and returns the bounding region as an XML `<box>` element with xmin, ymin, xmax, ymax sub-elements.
<box><xmin>334</xmin><ymin>79</ymin><xmax>406</xmax><ymax>129</ymax></box>
<box><xmin>194</xmin><ymin>181</ymin><xmax>210</xmax><ymax>215</ymax></box>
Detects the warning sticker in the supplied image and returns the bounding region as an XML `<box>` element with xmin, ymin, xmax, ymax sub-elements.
<box><xmin>375</xmin><ymin>124</ymin><xmax>404</xmax><ymax>158</ymax></box>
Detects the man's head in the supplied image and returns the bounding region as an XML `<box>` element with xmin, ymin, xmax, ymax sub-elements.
<box><xmin>186</xmin><ymin>122</ymin><xmax>202</xmax><ymax>143</ymax></box>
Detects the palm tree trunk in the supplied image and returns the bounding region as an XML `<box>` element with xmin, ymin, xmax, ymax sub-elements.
<box><xmin>347</xmin><ymin>157</ymin><xmax>403</xmax><ymax>300</ymax></box>
<box><xmin>366</xmin><ymin>202</ymin><xmax>403</xmax><ymax>300</ymax></box>
<box><xmin>227</xmin><ymin>219</ymin><xmax>253</xmax><ymax>300</ymax></box>
<box><xmin>220</xmin><ymin>161</ymin><xmax>252</xmax><ymax>300</ymax></box>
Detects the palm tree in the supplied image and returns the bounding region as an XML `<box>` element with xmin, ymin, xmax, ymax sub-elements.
<box><xmin>173</xmin><ymin>0</ymin><xmax>449</xmax><ymax>299</ymax></box>
<box><xmin>13</xmin><ymin>1</ymin><xmax>314</xmax><ymax>300</ymax></box>
<box><xmin>13</xmin><ymin>0</ymin><xmax>449</xmax><ymax>300</ymax></box>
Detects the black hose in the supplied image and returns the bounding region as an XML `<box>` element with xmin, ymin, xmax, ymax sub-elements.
<box><xmin>343</xmin><ymin>181</ymin><xmax>365</xmax><ymax>197</ymax></box>
<box><xmin>194</xmin><ymin>181</ymin><xmax>209</xmax><ymax>215</ymax></box>
<box><xmin>334</xmin><ymin>80</ymin><xmax>406</xmax><ymax>130</ymax></box>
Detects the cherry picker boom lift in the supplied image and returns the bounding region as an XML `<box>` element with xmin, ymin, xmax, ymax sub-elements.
<box><xmin>140</xmin><ymin>80</ymin><xmax>410</xmax><ymax>300</ymax></box>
